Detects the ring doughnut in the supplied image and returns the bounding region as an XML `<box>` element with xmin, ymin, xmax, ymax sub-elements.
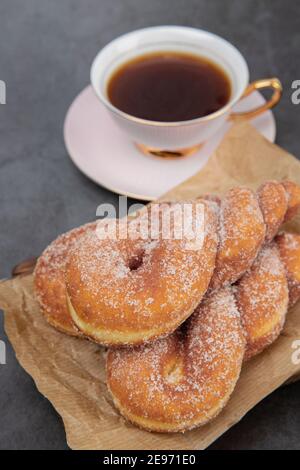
<box><xmin>107</xmin><ymin>287</ymin><xmax>246</xmax><ymax>433</ymax></box>
<box><xmin>65</xmin><ymin>201</ymin><xmax>219</xmax><ymax>346</ymax></box>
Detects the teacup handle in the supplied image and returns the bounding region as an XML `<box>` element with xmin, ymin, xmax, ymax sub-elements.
<box><xmin>230</xmin><ymin>78</ymin><xmax>282</xmax><ymax>120</ymax></box>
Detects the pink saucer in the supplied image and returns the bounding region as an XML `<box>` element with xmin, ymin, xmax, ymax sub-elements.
<box><xmin>64</xmin><ymin>86</ymin><xmax>276</xmax><ymax>201</ymax></box>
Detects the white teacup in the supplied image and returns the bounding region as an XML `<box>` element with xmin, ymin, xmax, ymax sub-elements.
<box><xmin>91</xmin><ymin>26</ymin><xmax>282</xmax><ymax>158</ymax></box>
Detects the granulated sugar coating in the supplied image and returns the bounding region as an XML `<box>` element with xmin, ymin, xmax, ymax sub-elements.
<box><xmin>32</xmin><ymin>180</ymin><xmax>300</xmax><ymax>434</ymax></box>
<box><xmin>65</xmin><ymin>201</ymin><xmax>219</xmax><ymax>346</ymax></box>
<box><xmin>107</xmin><ymin>287</ymin><xmax>246</xmax><ymax>433</ymax></box>
<box><xmin>106</xmin><ymin>232</ymin><xmax>300</xmax><ymax>433</ymax></box>
<box><xmin>34</xmin><ymin>181</ymin><xmax>300</xmax><ymax>344</ymax></box>
<box><xmin>64</xmin><ymin>182</ymin><xmax>300</xmax><ymax>347</ymax></box>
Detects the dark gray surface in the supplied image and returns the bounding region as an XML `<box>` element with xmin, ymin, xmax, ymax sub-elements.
<box><xmin>0</xmin><ymin>0</ymin><xmax>299</xmax><ymax>450</ymax></box>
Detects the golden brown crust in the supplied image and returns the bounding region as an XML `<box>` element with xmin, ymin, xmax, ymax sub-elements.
<box><xmin>34</xmin><ymin>222</ymin><xmax>96</xmax><ymax>336</ymax></box>
<box><xmin>107</xmin><ymin>288</ymin><xmax>245</xmax><ymax>432</ymax></box>
<box><xmin>66</xmin><ymin>201</ymin><xmax>219</xmax><ymax>346</ymax></box>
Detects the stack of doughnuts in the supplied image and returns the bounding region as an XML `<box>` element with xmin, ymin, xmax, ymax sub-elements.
<box><xmin>34</xmin><ymin>180</ymin><xmax>300</xmax><ymax>433</ymax></box>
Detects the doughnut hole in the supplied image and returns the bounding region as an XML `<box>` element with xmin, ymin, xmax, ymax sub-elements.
<box><xmin>127</xmin><ymin>249</ymin><xmax>145</xmax><ymax>271</ymax></box>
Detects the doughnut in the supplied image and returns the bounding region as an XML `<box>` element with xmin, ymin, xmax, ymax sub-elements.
<box><xmin>65</xmin><ymin>201</ymin><xmax>219</xmax><ymax>346</ymax></box>
<box><xmin>235</xmin><ymin>244</ymin><xmax>289</xmax><ymax>361</ymax></box>
<box><xmin>34</xmin><ymin>222</ymin><xmax>96</xmax><ymax>336</ymax></box>
<box><xmin>107</xmin><ymin>287</ymin><xmax>246</xmax><ymax>433</ymax></box>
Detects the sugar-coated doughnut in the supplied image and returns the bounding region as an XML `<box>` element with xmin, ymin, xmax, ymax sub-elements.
<box><xmin>34</xmin><ymin>222</ymin><xmax>96</xmax><ymax>336</ymax></box>
<box><xmin>107</xmin><ymin>287</ymin><xmax>246</xmax><ymax>433</ymax></box>
<box><xmin>236</xmin><ymin>244</ymin><xmax>288</xmax><ymax>361</ymax></box>
<box><xmin>66</xmin><ymin>201</ymin><xmax>218</xmax><ymax>346</ymax></box>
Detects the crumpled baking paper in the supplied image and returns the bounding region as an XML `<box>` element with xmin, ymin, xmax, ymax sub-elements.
<box><xmin>1</xmin><ymin>121</ymin><xmax>300</xmax><ymax>450</ymax></box>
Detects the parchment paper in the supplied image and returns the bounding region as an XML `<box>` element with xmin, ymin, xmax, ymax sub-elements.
<box><xmin>1</xmin><ymin>121</ymin><xmax>300</xmax><ymax>450</ymax></box>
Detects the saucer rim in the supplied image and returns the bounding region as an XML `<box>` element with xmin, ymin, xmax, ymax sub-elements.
<box><xmin>64</xmin><ymin>86</ymin><xmax>276</xmax><ymax>202</ymax></box>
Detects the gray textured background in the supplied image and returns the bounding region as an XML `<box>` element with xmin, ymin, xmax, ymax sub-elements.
<box><xmin>0</xmin><ymin>0</ymin><xmax>300</xmax><ymax>450</ymax></box>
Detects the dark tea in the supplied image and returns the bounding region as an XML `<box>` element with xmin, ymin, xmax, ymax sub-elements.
<box><xmin>107</xmin><ymin>51</ymin><xmax>231</xmax><ymax>122</ymax></box>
